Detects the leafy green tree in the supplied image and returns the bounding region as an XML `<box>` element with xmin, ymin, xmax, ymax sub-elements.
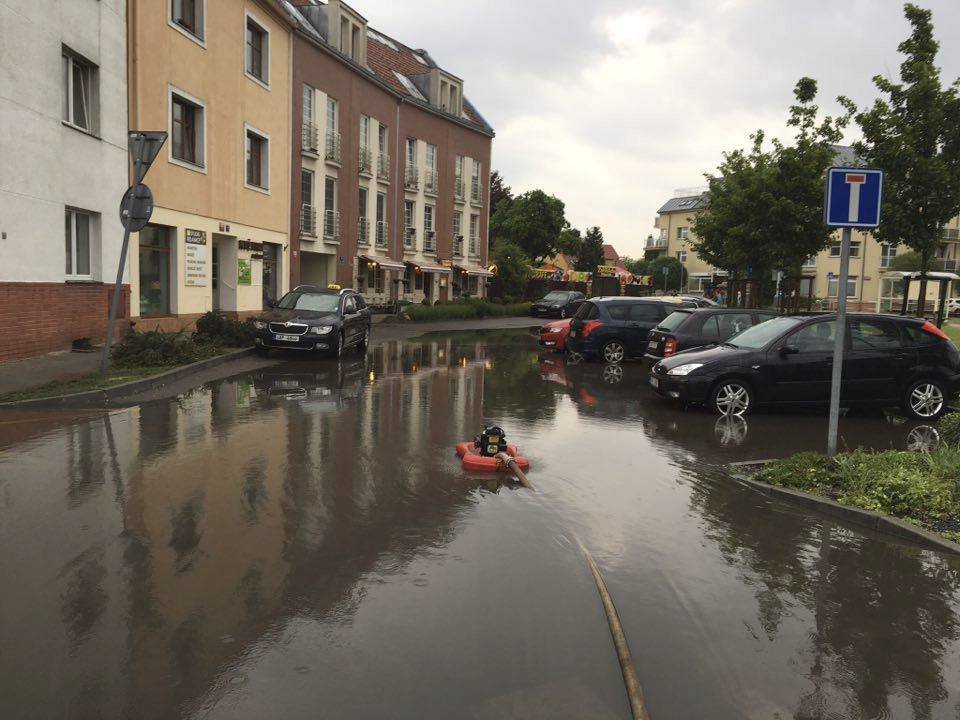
<box><xmin>489</xmin><ymin>170</ymin><xmax>513</xmax><ymax>216</ymax></box>
<box><xmin>555</xmin><ymin>225</ymin><xmax>582</xmax><ymax>258</ymax></box>
<box><xmin>623</xmin><ymin>256</ymin><xmax>649</xmax><ymax>276</ymax></box>
<box><xmin>840</xmin><ymin>4</ymin><xmax>960</xmax><ymax>310</ymax></box>
<box><xmin>648</xmin><ymin>255</ymin><xmax>686</xmax><ymax>292</ymax></box>
<box><xmin>888</xmin><ymin>250</ymin><xmax>923</xmax><ymax>271</ymax></box>
<box><xmin>575</xmin><ymin>226</ymin><xmax>605</xmax><ymax>271</ymax></box>
<box><xmin>489</xmin><ymin>190</ymin><xmax>566</xmax><ymax>262</ymax></box>
<box><xmin>491</xmin><ymin>240</ymin><xmax>531</xmax><ymax>298</ymax></box>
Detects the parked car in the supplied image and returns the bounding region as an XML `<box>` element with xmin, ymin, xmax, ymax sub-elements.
<box><xmin>947</xmin><ymin>298</ymin><xmax>960</xmax><ymax>316</ymax></box>
<box><xmin>566</xmin><ymin>297</ymin><xmax>699</xmax><ymax>363</ymax></box>
<box><xmin>645</xmin><ymin>308</ymin><xmax>778</xmax><ymax>361</ymax></box>
<box><xmin>537</xmin><ymin>300</ymin><xmax>585</xmax><ymax>352</ymax></box>
<box><xmin>679</xmin><ymin>295</ymin><xmax>718</xmax><ymax>308</ymax></box>
<box><xmin>253</xmin><ymin>287</ymin><xmax>371</xmax><ymax>357</ymax></box>
<box><xmin>649</xmin><ymin>313</ymin><xmax>960</xmax><ymax>419</ymax></box>
<box><xmin>530</xmin><ymin>290</ymin><xmax>586</xmax><ymax>318</ymax></box>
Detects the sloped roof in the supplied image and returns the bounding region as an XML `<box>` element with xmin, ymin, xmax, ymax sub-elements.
<box><xmin>657</xmin><ymin>194</ymin><xmax>708</xmax><ymax>214</ymax></box>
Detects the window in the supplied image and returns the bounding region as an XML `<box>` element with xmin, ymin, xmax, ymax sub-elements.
<box><xmin>404</xmin><ymin>200</ymin><xmax>416</xmax><ymax>247</ymax></box>
<box><xmin>340</xmin><ymin>17</ymin><xmax>350</xmax><ymax>54</ymax></box>
<box><xmin>424</xmin><ymin>205</ymin><xmax>435</xmax><ymax>249</ymax></box>
<box><xmin>716</xmin><ymin>313</ymin><xmax>753</xmax><ymax>340</ymax></box>
<box><xmin>138</xmin><ymin>225</ymin><xmax>171</xmax><ymax>317</ymax></box>
<box><xmin>629</xmin><ymin>304</ymin><xmax>663</xmax><ymax>322</ymax></box>
<box><xmin>802</xmin><ymin>255</ymin><xmax>817</xmax><ymax>268</ymax></box>
<box><xmin>829</xmin><ymin>240</ymin><xmax>861</xmax><ymax>258</ymax></box>
<box><xmin>351</xmin><ymin>25</ymin><xmax>361</xmax><ymax>61</ymax></box>
<box><xmin>171</xmin><ymin>0</ymin><xmax>203</xmax><ymax>41</ymax></box>
<box><xmin>245</xmin><ymin>14</ymin><xmax>269</xmax><ymax>84</ymax></box>
<box><xmin>880</xmin><ymin>244</ymin><xmax>898</xmax><ymax>268</ymax></box>
<box><xmin>787</xmin><ymin>320</ymin><xmax>837</xmax><ymax>352</ymax></box>
<box><xmin>245</xmin><ymin>127</ymin><xmax>269</xmax><ymax>191</ymax></box>
<box><xmin>62</xmin><ymin>51</ymin><xmax>95</xmax><ymax>132</ymax></box>
<box><xmin>344</xmin><ymin>295</ymin><xmax>357</xmax><ymax>314</ymax></box>
<box><xmin>676</xmin><ymin>250</ymin><xmax>687</xmax><ymax>263</ymax></box>
<box><xmin>469</xmin><ymin>214</ymin><xmax>479</xmax><ymax>255</ymax></box>
<box><xmin>302</xmin><ymin>85</ymin><xmax>314</xmax><ymax>126</ymax></box>
<box><xmin>376</xmin><ymin>192</ymin><xmax>386</xmax><ymax>223</ymax></box>
<box><xmin>301</xmin><ymin>169</ymin><xmax>314</xmax><ymax>205</ymax></box>
<box><xmin>65</xmin><ymin>209</ymin><xmax>93</xmax><ymax>279</ymax></box>
<box><xmin>326</xmin><ymin>97</ymin><xmax>338</xmax><ymax>132</ymax></box>
<box><xmin>827</xmin><ymin>276</ymin><xmax>857</xmax><ymax>297</ymax></box>
<box><xmin>170</xmin><ymin>90</ymin><xmax>204</xmax><ymax>168</ymax></box>
<box><xmin>324</xmin><ymin>176</ymin><xmax>338</xmax><ymax>238</ymax></box>
<box><xmin>677</xmin><ymin>227</ymin><xmax>689</xmax><ymax>240</ymax></box>
<box><xmin>850</xmin><ymin>318</ymin><xmax>901</xmax><ymax>350</ymax></box>
<box><xmin>607</xmin><ymin>304</ymin><xmax>631</xmax><ymax>321</ymax></box>
<box><xmin>406</xmin><ymin>138</ymin><xmax>417</xmax><ymax>165</ymax></box>
<box><xmin>360</xmin><ymin>115</ymin><xmax>370</xmax><ymax>150</ymax></box>
<box><xmin>359</xmin><ymin>186</ymin><xmax>368</xmax><ymax>220</ymax></box>
<box><xmin>301</xmin><ymin>169</ymin><xmax>315</xmax><ymax>235</ymax></box>
<box><xmin>378</xmin><ymin>125</ymin><xmax>388</xmax><ymax>155</ymax></box>
<box><xmin>324</xmin><ymin>176</ymin><xmax>337</xmax><ymax>212</ymax></box>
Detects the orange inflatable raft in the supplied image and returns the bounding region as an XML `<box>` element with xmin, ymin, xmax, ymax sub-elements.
<box><xmin>455</xmin><ymin>442</ymin><xmax>531</xmax><ymax>473</ymax></box>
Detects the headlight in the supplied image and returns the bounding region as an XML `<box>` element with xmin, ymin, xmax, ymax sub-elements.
<box><xmin>253</xmin><ymin>320</ymin><xmax>267</xmax><ymax>330</ymax></box>
<box><xmin>310</xmin><ymin>325</ymin><xmax>334</xmax><ymax>335</ymax></box>
<box><xmin>668</xmin><ymin>363</ymin><xmax>704</xmax><ymax>376</ymax></box>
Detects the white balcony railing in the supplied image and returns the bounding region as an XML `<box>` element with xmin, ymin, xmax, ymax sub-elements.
<box><xmin>453</xmin><ymin>234</ymin><xmax>464</xmax><ymax>257</ymax></box>
<box><xmin>323</xmin><ymin>209</ymin><xmax>340</xmax><ymax>241</ymax></box>
<box><xmin>645</xmin><ymin>237</ymin><xmax>668</xmax><ymax>249</ymax></box>
<box><xmin>424</xmin><ymin>230</ymin><xmax>436</xmax><ymax>252</ymax></box>
<box><xmin>404</xmin><ymin>226</ymin><xmax>416</xmax><ymax>250</ymax></box>
<box><xmin>470</xmin><ymin>177</ymin><xmax>482</xmax><ymax>204</ymax></box>
<box><xmin>358</xmin><ymin>216</ymin><xmax>371</xmax><ymax>245</ymax></box>
<box><xmin>404</xmin><ymin>164</ymin><xmax>420</xmax><ymax>191</ymax></box>
<box><xmin>377</xmin><ymin>153</ymin><xmax>390</xmax><ymax>182</ymax></box>
<box><xmin>300</xmin><ymin>204</ymin><xmax>317</xmax><ymax>237</ymax></box>
<box><xmin>325</xmin><ymin>130</ymin><xmax>342</xmax><ymax>165</ymax></box>
<box><xmin>301</xmin><ymin>122</ymin><xmax>319</xmax><ymax>154</ymax></box>
<box><xmin>454</xmin><ymin>176</ymin><xmax>465</xmax><ymax>201</ymax></box>
<box><xmin>376</xmin><ymin>220</ymin><xmax>389</xmax><ymax>247</ymax></box>
<box><xmin>424</xmin><ymin>168</ymin><xmax>438</xmax><ymax>195</ymax></box>
<box><xmin>359</xmin><ymin>146</ymin><xmax>373</xmax><ymax>176</ymax></box>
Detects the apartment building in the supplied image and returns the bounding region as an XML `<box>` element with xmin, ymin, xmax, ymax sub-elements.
<box><xmin>126</xmin><ymin>0</ymin><xmax>296</xmax><ymax>329</ymax></box>
<box><xmin>287</xmin><ymin>0</ymin><xmax>494</xmax><ymax>305</ymax></box>
<box><xmin>0</xmin><ymin>0</ymin><xmax>129</xmax><ymax>361</ymax></box>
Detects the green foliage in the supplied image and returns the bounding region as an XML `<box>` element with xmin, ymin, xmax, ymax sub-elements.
<box><xmin>489</xmin><ymin>170</ymin><xmax>513</xmax><ymax>218</ymax></box>
<box><xmin>888</xmin><ymin>249</ymin><xmax>924</xmax><ymax>272</ymax></box>
<box><xmin>111</xmin><ymin>329</ymin><xmax>220</xmax><ymax>368</ymax></box>
<box><xmin>405</xmin><ymin>298</ymin><xmax>531</xmax><ymax>321</ymax></box>
<box><xmin>575</xmin><ymin>226</ymin><xmax>605</xmax><ymax>272</ymax></box>
<box><xmin>648</xmin><ymin>255</ymin><xmax>686</xmax><ymax>292</ymax></box>
<box><xmin>939</xmin><ymin>413</ymin><xmax>960</xmax><ymax>446</ymax></box>
<box><xmin>489</xmin><ymin>190</ymin><xmax>566</xmax><ymax>262</ymax></box>
<box><xmin>194</xmin><ymin>311</ymin><xmax>256</xmax><ymax>347</ymax></box>
<box><xmin>492</xmin><ymin>240</ymin><xmax>532</xmax><ymax>299</ymax></box>
<box><xmin>556</xmin><ymin>225</ymin><xmax>582</xmax><ymax>258</ymax></box>
<box><xmin>840</xmin><ymin>4</ymin><xmax>960</xmax><ymax>271</ymax></box>
<box><xmin>624</xmin><ymin>255</ymin><xmax>649</xmax><ymax>276</ymax></box>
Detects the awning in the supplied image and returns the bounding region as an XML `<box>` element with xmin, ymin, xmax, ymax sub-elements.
<box><xmin>408</xmin><ymin>262</ymin><xmax>451</xmax><ymax>275</ymax></box>
<box><xmin>455</xmin><ymin>264</ymin><xmax>494</xmax><ymax>278</ymax></box>
<box><xmin>359</xmin><ymin>254</ymin><xmax>406</xmax><ymax>271</ymax></box>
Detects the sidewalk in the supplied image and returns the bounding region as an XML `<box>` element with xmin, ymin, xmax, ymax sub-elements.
<box><xmin>0</xmin><ymin>350</ymin><xmax>103</xmax><ymax>395</ymax></box>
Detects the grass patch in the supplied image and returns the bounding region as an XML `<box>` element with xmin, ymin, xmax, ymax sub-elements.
<box><xmin>405</xmin><ymin>299</ymin><xmax>531</xmax><ymax>322</ymax></box>
<box><xmin>942</xmin><ymin>321</ymin><xmax>960</xmax><ymax>346</ymax></box>
<box><xmin>0</xmin><ymin>365</ymin><xmax>177</xmax><ymax>403</ymax></box>
<box><xmin>748</xmin><ymin>447</ymin><xmax>960</xmax><ymax>542</ymax></box>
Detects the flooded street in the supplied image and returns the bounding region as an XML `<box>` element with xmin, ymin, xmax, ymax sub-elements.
<box><xmin>2</xmin><ymin>328</ymin><xmax>960</xmax><ymax>719</ymax></box>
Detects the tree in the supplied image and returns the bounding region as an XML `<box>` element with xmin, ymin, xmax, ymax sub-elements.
<box><xmin>489</xmin><ymin>170</ymin><xmax>513</xmax><ymax>215</ymax></box>
<box><xmin>489</xmin><ymin>190</ymin><xmax>566</xmax><ymax>263</ymax></box>
<box><xmin>491</xmin><ymin>240</ymin><xmax>531</xmax><ymax>299</ymax></box>
<box><xmin>555</xmin><ymin>225</ymin><xmax>582</xmax><ymax>258</ymax></box>
<box><xmin>888</xmin><ymin>250</ymin><xmax>923</xmax><ymax>272</ymax></box>
<box><xmin>648</xmin><ymin>255</ymin><xmax>686</xmax><ymax>293</ymax></box>
<box><xmin>622</xmin><ymin>256</ymin><xmax>649</xmax><ymax>276</ymax></box>
<box><xmin>575</xmin><ymin>227</ymin><xmax>605</xmax><ymax>271</ymax></box>
<box><xmin>840</xmin><ymin>4</ymin><xmax>960</xmax><ymax>311</ymax></box>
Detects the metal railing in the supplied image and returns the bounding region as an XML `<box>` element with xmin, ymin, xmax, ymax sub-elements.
<box><xmin>300</xmin><ymin>204</ymin><xmax>317</xmax><ymax>237</ymax></box>
<box><xmin>454</xmin><ymin>176</ymin><xmax>464</xmax><ymax>200</ymax></box>
<box><xmin>358</xmin><ymin>216</ymin><xmax>371</xmax><ymax>244</ymax></box>
<box><xmin>359</xmin><ymin>146</ymin><xmax>373</xmax><ymax>176</ymax></box>
<box><xmin>470</xmin><ymin>177</ymin><xmax>482</xmax><ymax>204</ymax></box>
<box><xmin>377</xmin><ymin>153</ymin><xmax>390</xmax><ymax>182</ymax></box>
<box><xmin>424</xmin><ymin>230</ymin><xmax>435</xmax><ymax>252</ymax></box>
<box><xmin>937</xmin><ymin>257</ymin><xmax>958</xmax><ymax>272</ymax></box>
<box><xmin>453</xmin><ymin>234</ymin><xmax>464</xmax><ymax>257</ymax></box>
<box><xmin>645</xmin><ymin>237</ymin><xmax>668</xmax><ymax>249</ymax></box>
<box><xmin>404</xmin><ymin>164</ymin><xmax>420</xmax><ymax>191</ymax></box>
<box><xmin>301</xmin><ymin>122</ymin><xmax>319</xmax><ymax>154</ymax></box>
<box><xmin>323</xmin><ymin>209</ymin><xmax>340</xmax><ymax>241</ymax></box>
<box><xmin>424</xmin><ymin>168</ymin><xmax>438</xmax><ymax>195</ymax></box>
<box><xmin>404</xmin><ymin>226</ymin><xmax>416</xmax><ymax>249</ymax></box>
<box><xmin>376</xmin><ymin>220</ymin><xmax>389</xmax><ymax>247</ymax></box>
<box><xmin>325</xmin><ymin>130</ymin><xmax>342</xmax><ymax>165</ymax></box>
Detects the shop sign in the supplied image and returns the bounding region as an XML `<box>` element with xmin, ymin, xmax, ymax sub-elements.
<box><xmin>185</xmin><ymin>229</ymin><xmax>207</xmax><ymax>245</ymax></box>
<box><xmin>238</xmin><ymin>259</ymin><xmax>252</xmax><ymax>285</ymax></box>
<box><xmin>530</xmin><ymin>267</ymin><xmax>553</xmax><ymax>280</ymax></box>
<box><xmin>238</xmin><ymin>240</ymin><xmax>263</xmax><ymax>252</ymax></box>
<box><xmin>185</xmin><ymin>242</ymin><xmax>207</xmax><ymax>287</ymax></box>
<box><xmin>596</xmin><ymin>265</ymin><xmax>617</xmax><ymax>277</ymax></box>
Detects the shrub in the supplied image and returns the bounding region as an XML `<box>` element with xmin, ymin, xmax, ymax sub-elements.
<box><xmin>939</xmin><ymin>413</ymin><xmax>960</xmax><ymax>446</ymax></box>
<box><xmin>111</xmin><ymin>329</ymin><xmax>220</xmax><ymax>368</ymax></box>
<box><xmin>405</xmin><ymin>299</ymin><xmax>531</xmax><ymax>321</ymax></box>
<box><xmin>194</xmin><ymin>311</ymin><xmax>256</xmax><ymax>347</ymax></box>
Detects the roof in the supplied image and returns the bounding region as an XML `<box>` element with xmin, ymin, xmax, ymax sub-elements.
<box><xmin>657</xmin><ymin>194</ymin><xmax>708</xmax><ymax>214</ymax></box>
<box><xmin>602</xmin><ymin>244</ymin><xmax>620</xmax><ymax>263</ymax></box>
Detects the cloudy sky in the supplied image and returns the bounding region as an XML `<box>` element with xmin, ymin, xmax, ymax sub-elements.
<box><xmin>361</xmin><ymin>0</ymin><xmax>960</xmax><ymax>259</ymax></box>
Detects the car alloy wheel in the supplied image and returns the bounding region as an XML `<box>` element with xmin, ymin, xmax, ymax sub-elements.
<box><xmin>713</xmin><ymin>380</ymin><xmax>751</xmax><ymax>416</ymax></box>
<box><xmin>906</xmin><ymin>380</ymin><xmax>945</xmax><ymax>419</ymax></box>
<box><xmin>602</xmin><ymin>341</ymin><xmax>625</xmax><ymax>364</ymax></box>
<box><xmin>602</xmin><ymin>364</ymin><xmax>624</xmax><ymax>384</ymax></box>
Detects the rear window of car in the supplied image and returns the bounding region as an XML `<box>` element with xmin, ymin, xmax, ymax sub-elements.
<box><xmin>574</xmin><ymin>302</ymin><xmax>599</xmax><ymax>320</ymax></box>
<box><xmin>658</xmin><ymin>311</ymin><xmax>692</xmax><ymax>332</ymax></box>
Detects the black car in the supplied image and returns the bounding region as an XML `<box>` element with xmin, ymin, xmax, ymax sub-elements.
<box><xmin>645</xmin><ymin>308</ymin><xmax>778</xmax><ymax>361</ymax></box>
<box><xmin>530</xmin><ymin>290</ymin><xmax>586</xmax><ymax>318</ymax></box>
<box><xmin>566</xmin><ymin>297</ymin><xmax>698</xmax><ymax>364</ymax></box>
<box><xmin>253</xmin><ymin>287</ymin><xmax>371</xmax><ymax>356</ymax></box>
<box><xmin>650</xmin><ymin>313</ymin><xmax>960</xmax><ymax>419</ymax></box>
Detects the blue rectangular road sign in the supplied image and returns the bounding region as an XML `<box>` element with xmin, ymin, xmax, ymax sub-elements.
<box><xmin>824</xmin><ymin>167</ymin><xmax>883</xmax><ymax>228</ymax></box>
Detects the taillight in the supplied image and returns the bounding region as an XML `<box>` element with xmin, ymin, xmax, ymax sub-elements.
<box><xmin>583</xmin><ymin>321</ymin><xmax>604</xmax><ymax>337</ymax></box>
<box><xmin>921</xmin><ymin>321</ymin><xmax>951</xmax><ymax>342</ymax></box>
<box><xmin>664</xmin><ymin>337</ymin><xmax>677</xmax><ymax>357</ymax></box>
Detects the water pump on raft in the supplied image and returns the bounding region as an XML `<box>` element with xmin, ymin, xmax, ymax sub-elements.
<box><xmin>475</xmin><ymin>426</ymin><xmax>508</xmax><ymax>457</ymax></box>
<box><xmin>456</xmin><ymin>425</ymin><xmax>530</xmax><ymax>473</ymax></box>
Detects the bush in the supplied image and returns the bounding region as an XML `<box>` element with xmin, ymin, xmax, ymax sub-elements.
<box><xmin>939</xmin><ymin>413</ymin><xmax>960</xmax><ymax>446</ymax></box>
<box><xmin>405</xmin><ymin>298</ymin><xmax>531</xmax><ymax>321</ymax></box>
<box><xmin>111</xmin><ymin>329</ymin><xmax>220</xmax><ymax>368</ymax></box>
<box><xmin>194</xmin><ymin>311</ymin><xmax>256</xmax><ymax>347</ymax></box>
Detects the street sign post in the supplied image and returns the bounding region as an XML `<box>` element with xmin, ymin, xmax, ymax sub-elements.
<box><xmin>823</xmin><ymin>167</ymin><xmax>884</xmax><ymax>456</ymax></box>
<box><xmin>100</xmin><ymin>131</ymin><xmax>168</xmax><ymax>375</ymax></box>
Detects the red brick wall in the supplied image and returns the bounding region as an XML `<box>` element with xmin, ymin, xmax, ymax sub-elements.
<box><xmin>0</xmin><ymin>282</ymin><xmax>130</xmax><ymax>363</ymax></box>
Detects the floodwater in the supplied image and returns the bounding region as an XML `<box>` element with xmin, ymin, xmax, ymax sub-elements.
<box><xmin>2</xmin><ymin>328</ymin><xmax>960</xmax><ymax>720</ymax></box>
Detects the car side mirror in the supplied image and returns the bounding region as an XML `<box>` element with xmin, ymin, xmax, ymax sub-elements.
<box><xmin>780</xmin><ymin>345</ymin><xmax>800</xmax><ymax>357</ymax></box>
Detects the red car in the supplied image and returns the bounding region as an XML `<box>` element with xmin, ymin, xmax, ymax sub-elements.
<box><xmin>538</xmin><ymin>318</ymin><xmax>573</xmax><ymax>352</ymax></box>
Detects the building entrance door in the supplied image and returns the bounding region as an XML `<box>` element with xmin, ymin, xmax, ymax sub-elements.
<box><xmin>211</xmin><ymin>243</ymin><xmax>220</xmax><ymax>311</ymax></box>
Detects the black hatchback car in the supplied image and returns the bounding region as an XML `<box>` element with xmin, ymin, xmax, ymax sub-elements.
<box><xmin>253</xmin><ymin>286</ymin><xmax>371</xmax><ymax>357</ymax></box>
<box><xmin>650</xmin><ymin>313</ymin><xmax>960</xmax><ymax>419</ymax></box>
<box><xmin>645</xmin><ymin>308</ymin><xmax>778</xmax><ymax>361</ymax></box>
<box><xmin>530</xmin><ymin>290</ymin><xmax>586</xmax><ymax>318</ymax></box>
<box><xmin>566</xmin><ymin>297</ymin><xmax>698</xmax><ymax>363</ymax></box>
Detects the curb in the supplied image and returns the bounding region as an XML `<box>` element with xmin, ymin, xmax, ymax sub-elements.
<box><xmin>727</xmin><ymin>463</ymin><xmax>960</xmax><ymax>557</ymax></box>
<box><xmin>0</xmin><ymin>348</ymin><xmax>256</xmax><ymax>410</ymax></box>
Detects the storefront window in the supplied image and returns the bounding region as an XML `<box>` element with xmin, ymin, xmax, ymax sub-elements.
<box><xmin>262</xmin><ymin>243</ymin><xmax>279</xmax><ymax>308</ymax></box>
<box><xmin>139</xmin><ymin>225</ymin><xmax>171</xmax><ymax>317</ymax></box>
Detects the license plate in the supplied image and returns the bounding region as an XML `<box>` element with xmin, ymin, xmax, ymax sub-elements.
<box><xmin>649</xmin><ymin>376</ymin><xmax>659</xmax><ymax>389</ymax></box>
<box><xmin>274</xmin><ymin>334</ymin><xmax>300</xmax><ymax>342</ymax></box>
<box><xmin>648</xmin><ymin>340</ymin><xmax>658</xmax><ymax>349</ymax></box>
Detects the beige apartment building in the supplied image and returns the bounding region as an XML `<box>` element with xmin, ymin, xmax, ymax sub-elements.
<box><xmin>127</xmin><ymin>0</ymin><xmax>296</xmax><ymax>328</ymax></box>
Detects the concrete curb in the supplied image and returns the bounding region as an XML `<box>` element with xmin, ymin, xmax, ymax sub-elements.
<box><xmin>728</xmin><ymin>461</ymin><xmax>960</xmax><ymax>557</ymax></box>
<box><xmin>0</xmin><ymin>348</ymin><xmax>256</xmax><ymax>410</ymax></box>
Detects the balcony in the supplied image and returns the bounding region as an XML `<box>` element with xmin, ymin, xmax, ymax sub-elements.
<box><xmin>377</xmin><ymin>153</ymin><xmax>390</xmax><ymax>182</ymax></box>
<box><xmin>424</xmin><ymin>230</ymin><xmax>436</xmax><ymax>253</ymax></box>
<box><xmin>299</xmin><ymin>204</ymin><xmax>317</xmax><ymax>237</ymax></box>
<box><xmin>359</xmin><ymin>146</ymin><xmax>373</xmax><ymax>176</ymax></box>
<box><xmin>358</xmin><ymin>216</ymin><xmax>371</xmax><ymax>245</ymax></box>
<box><xmin>325</xmin><ymin>131</ymin><xmax>342</xmax><ymax>166</ymax></box>
<box><xmin>404</xmin><ymin>164</ymin><xmax>420</xmax><ymax>191</ymax></box>
<box><xmin>453</xmin><ymin>234</ymin><xmax>464</xmax><ymax>257</ymax></box>
<box><xmin>424</xmin><ymin>168</ymin><xmax>438</xmax><ymax>195</ymax></box>
<box><xmin>936</xmin><ymin>258</ymin><xmax>958</xmax><ymax>272</ymax></box>
<box><xmin>301</xmin><ymin>122</ymin><xmax>319</xmax><ymax>155</ymax></box>
<box><xmin>323</xmin><ymin>209</ymin><xmax>340</xmax><ymax>241</ymax></box>
<box><xmin>376</xmin><ymin>220</ymin><xmax>389</xmax><ymax>247</ymax></box>
<box><xmin>469</xmin><ymin>234</ymin><xmax>478</xmax><ymax>257</ymax></box>
<box><xmin>454</xmin><ymin>176</ymin><xmax>465</xmax><ymax>201</ymax></box>
<box><xmin>470</xmin><ymin>177</ymin><xmax>482</xmax><ymax>205</ymax></box>
<box><xmin>645</xmin><ymin>237</ymin><xmax>668</xmax><ymax>249</ymax></box>
<box><xmin>404</xmin><ymin>226</ymin><xmax>417</xmax><ymax>251</ymax></box>
<box><xmin>944</xmin><ymin>228</ymin><xmax>960</xmax><ymax>242</ymax></box>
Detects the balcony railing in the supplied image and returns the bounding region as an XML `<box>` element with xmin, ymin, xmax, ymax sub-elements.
<box><xmin>944</xmin><ymin>228</ymin><xmax>960</xmax><ymax>241</ymax></box>
<box><xmin>470</xmin><ymin>177</ymin><xmax>482</xmax><ymax>204</ymax></box>
<box><xmin>300</xmin><ymin>204</ymin><xmax>317</xmax><ymax>237</ymax></box>
<box><xmin>359</xmin><ymin>146</ymin><xmax>373</xmax><ymax>176</ymax></box>
<box><xmin>424</xmin><ymin>230</ymin><xmax>436</xmax><ymax>252</ymax></box>
<box><xmin>376</xmin><ymin>220</ymin><xmax>389</xmax><ymax>247</ymax></box>
<box><xmin>454</xmin><ymin>176</ymin><xmax>465</xmax><ymax>201</ymax></box>
<box><xmin>377</xmin><ymin>153</ymin><xmax>390</xmax><ymax>182</ymax></box>
<box><xmin>936</xmin><ymin>258</ymin><xmax>958</xmax><ymax>272</ymax></box>
<box><xmin>302</xmin><ymin>122</ymin><xmax>319</xmax><ymax>154</ymax></box>
<box><xmin>325</xmin><ymin>131</ymin><xmax>342</xmax><ymax>165</ymax></box>
<box><xmin>424</xmin><ymin>168</ymin><xmax>438</xmax><ymax>195</ymax></box>
<box><xmin>645</xmin><ymin>237</ymin><xmax>668</xmax><ymax>249</ymax></box>
<box><xmin>358</xmin><ymin>216</ymin><xmax>371</xmax><ymax>245</ymax></box>
<box><xmin>404</xmin><ymin>226</ymin><xmax>416</xmax><ymax>250</ymax></box>
<box><xmin>469</xmin><ymin>233</ymin><xmax>478</xmax><ymax>256</ymax></box>
<box><xmin>453</xmin><ymin>234</ymin><xmax>464</xmax><ymax>257</ymax></box>
<box><xmin>404</xmin><ymin>164</ymin><xmax>420</xmax><ymax>191</ymax></box>
<box><xmin>323</xmin><ymin>209</ymin><xmax>340</xmax><ymax>241</ymax></box>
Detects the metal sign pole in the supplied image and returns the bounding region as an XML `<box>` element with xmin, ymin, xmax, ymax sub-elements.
<box><xmin>826</xmin><ymin>227</ymin><xmax>851</xmax><ymax>456</ymax></box>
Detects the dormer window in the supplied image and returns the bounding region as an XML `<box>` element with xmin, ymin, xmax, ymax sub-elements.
<box><xmin>335</xmin><ymin>2</ymin><xmax>367</xmax><ymax>65</ymax></box>
<box><xmin>435</xmin><ymin>72</ymin><xmax>463</xmax><ymax>115</ymax></box>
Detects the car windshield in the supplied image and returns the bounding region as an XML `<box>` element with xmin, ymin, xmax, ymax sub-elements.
<box><xmin>541</xmin><ymin>291</ymin><xmax>567</xmax><ymax>302</ymax></box>
<box><xmin>657</xmin><ymin>311</ymin><xmax>692</xmax><ymax>331</ymax></box>
<box><xmin>726</xmin><ymin>315</ymin><xmax>801</xmax><ymax>348</ymax></box>
<box><xmin>276</xmin><ymin>292</ymin><xmax>340</xmax><ymax>313</ymax></box>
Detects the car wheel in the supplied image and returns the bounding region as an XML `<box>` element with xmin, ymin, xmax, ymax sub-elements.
<box><xmin>902</xmin><ymin>378</ymin><xmax>948</xmax><ymax>420</ymax></box>
<box><xmin>711</xmin><ymin>379</ymin><xmax>753</xmax><ymax>416</ymax></box>
<box><xmin>601</xmin><ymin>341</ymin><xmax>626</xmax><ymax>364</ymax></box>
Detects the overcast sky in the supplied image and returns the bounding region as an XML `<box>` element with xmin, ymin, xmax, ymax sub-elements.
<box><xmin>360</xmin><ymin>0</ymin><xmax>960</xmax><ymax>259</ymax></box>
